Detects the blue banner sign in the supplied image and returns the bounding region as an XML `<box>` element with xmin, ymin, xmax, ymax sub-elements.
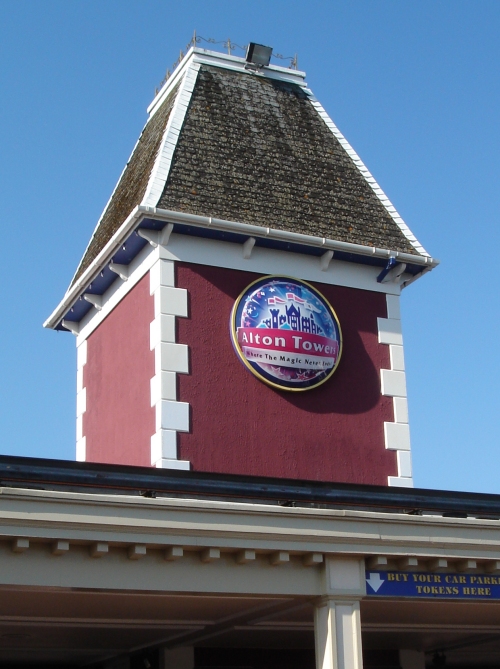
<box><xmin>366</xmin><ymin>570</ymin><xmax>500</xmax><ymax>600</ymax></box>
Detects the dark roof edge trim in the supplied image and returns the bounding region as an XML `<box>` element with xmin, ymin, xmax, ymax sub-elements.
<box><xmin>44</xmin><ymin>205</ymin><xmax>440</xmax><ymax>330</ymax></box>
<box><xmin>0</xmin><ymin>454</ymin><xmax>499</xmax><ymax>517</ymax></box>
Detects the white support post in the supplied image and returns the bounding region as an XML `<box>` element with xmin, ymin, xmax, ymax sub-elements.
<box><xmin>314</xmin><ymin>599</ymin><xmax>363</xmax><ymax>669</ymax></box>
<box><xmin>315</xmin><ymin>556</ymin><xmax>366</xmax><ymax>669</ymax></box>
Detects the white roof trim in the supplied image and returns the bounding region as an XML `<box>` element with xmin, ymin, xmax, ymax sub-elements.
<box><xmin>142</xmin><ymin>61</ymin><xmax>201</xmax><ymax>207</ymax></box>
<box><xmin>148</xmin><ymin>47</ymin><xmax>307</xmax><ymax>118</ymax></box>
<box><xmin>45</xmin><ymin>205</ymin><xmax>439</xmax><ymax>331</ymax></box>
<box><xmin>307</xmin><ymin>94</ymin><xmax>430</xmax><ymax>258</ymax></box>
<box><xmin>191</xmin><ymin>49</ymin><xmax>307</xmax><ymax>87</ymax></box>
<box><xmin>147</xmin><ymin>48</ymin><xmax>196</xmax><ymax>118</ymax></box>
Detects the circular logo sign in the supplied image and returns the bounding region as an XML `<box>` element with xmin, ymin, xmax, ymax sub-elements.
<box><xmin>230</xmin><ymin>276</ymin><xmax>342</xmax><ymax>391</ymax></box>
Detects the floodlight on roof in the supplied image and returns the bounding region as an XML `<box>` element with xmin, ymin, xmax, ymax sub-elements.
<box><xmin>245</xmin><ymin>42</ymin><xmax>273</xmax><ymax>68</ymax></box>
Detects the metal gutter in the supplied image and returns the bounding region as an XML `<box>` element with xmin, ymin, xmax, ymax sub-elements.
<box><xmin>144</xmin><ymin>207</ymin><xmax>440</xmax><ymax>267</ymax></box>
<box><xmin>44</xmin><ymin>205</ymin><xmax>440</xmax><ymax>330</ymax></box>
<box><xmin>0</xmin><ymin>455</ymin><xmax>496</xmax><ymax>517</ymax></box>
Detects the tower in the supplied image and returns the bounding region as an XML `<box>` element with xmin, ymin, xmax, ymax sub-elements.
<box><xmin>45</xmin><ymin>45</ymin><xmax>437</xmax><ymax>487</ymax></box>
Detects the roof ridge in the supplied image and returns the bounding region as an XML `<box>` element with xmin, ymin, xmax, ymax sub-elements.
<box><xmin>306</xmin><ymin>93</ymin><xmax>429</xmax><ymax>258</ymax></box>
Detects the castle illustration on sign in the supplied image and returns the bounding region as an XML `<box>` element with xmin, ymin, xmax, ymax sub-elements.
<box><xmin>261</xmin><ymin>303</ymin><xmax>324</xmax><ymax>336</ymax></box>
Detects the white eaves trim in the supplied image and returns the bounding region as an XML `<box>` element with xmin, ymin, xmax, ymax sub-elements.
<box><xmin>307</xmin><ymin>94</ymin><xmax>430</xmax><ymax>258</ymax></box>
<box><xmin>44</xmin><ymin>206</ymin><xmax>440</xmax><ymax>331</ymax></box>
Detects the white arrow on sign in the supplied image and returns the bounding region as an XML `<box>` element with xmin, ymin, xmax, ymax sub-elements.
<box><xmin>366</xmin><ymin>572</ymin><xmax>385</xmax><ymax>593</ymax></box>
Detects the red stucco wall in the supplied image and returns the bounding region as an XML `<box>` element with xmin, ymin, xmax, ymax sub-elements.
<box><xmin>176</xmin><ymin>263</ymin><xmax>397</xmax><ymax>485</ymax></box>
<box><xmin>83</xmin><ymin>274</ymin><xmax>155</xmax><ymax>466</ymax></box>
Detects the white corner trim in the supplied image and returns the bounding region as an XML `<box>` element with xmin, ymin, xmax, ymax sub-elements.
<box><xmin>46</xmin><ymin>205</ymin><xmax>437</xmax><ymax>331</ymax></box>
<box><xmin>142</xmin><ymin>62</ymin><xmax>201</xmax><ymax>207</ymax></box>
<box><xmin>307</xmin><ymin>96</ymin><xmax>430</xmax><ymax>258</ymax></box>
<box><xmin>149</xmin><ymin>258</ymin><xmax>191</xmax><ymax>470</ymax></box>
<box><xmin>379</xmin><ymin>295</ymin><xmax>413</xmax><ymax>487</ymax></box>
<box><xmin>75</xmin><ymin>339</ymin><xmax>87</xmax><ymax>462</ymax></box>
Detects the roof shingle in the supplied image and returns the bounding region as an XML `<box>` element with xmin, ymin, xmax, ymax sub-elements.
<box><xmin>72</xmin><ymin>59</ymin><xmax>425</xmax><ymax>287</ymax></box>
<box><xmin>157</xmin><ymin>66</ymin><xmax>419</xmax><ymax>256</ymax></box>
<box><xmin>73</xmin><ymin>83</ymin><xmax>179</xmax><ymax>283</ymax></box>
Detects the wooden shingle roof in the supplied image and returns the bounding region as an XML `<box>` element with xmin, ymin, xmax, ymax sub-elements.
<box><xmin>72</xmin><ymin>51</ymin><xmax>428</xmax><ymax>286</ymax></box>
<box><xmin>158</xmin><ymin>66</ymin><xmax>421</xmax><ymax>257</ymax></box>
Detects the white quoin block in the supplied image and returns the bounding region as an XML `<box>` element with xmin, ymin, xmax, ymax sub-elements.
<box><xmin>156</xmin><ymin>342</ymin><xmax>189</xmax><ymax>374</ymax></box>
<box><xmin>76</xmin><ymin>340</ymin><xmax>87</xmax><ymax>368</ymax></box>
<box><xmin>151</xmin><ymin>429</ymin><xmax>178</xmax><ymax>462</ymax></box>
<box><xmin>386</xmin><ymin>294</ymin><xmax>401</xmax><ymax>320</ymax></box>
<box><xmin>388</xmin><ymin>476</ymin><xmax>414</xmax><ymax>488</ymax></box>
<box><xmin>393</xmin><ymin>397</ymin><xmax>409</xmax><ymax>423</ymax></box>
<box><xmin>389</xmin><ymin>345</ymin><xmax>405</xmax><ymax>371</ymax></box>
<box><xmin>154</xmin><ymin>286</ymin><xmax>188</xmax><ymax>317</ymax></box>
<box><xmin>397</xmin><ymin>450</ymin><xmax>413</xmax><ymax>478</ymax></box>
<box><xmin>150</xmin><ymin>315</ymin><xmax>176</xmax><ymax>348</ymax></box>
<box><xmin>150</xmin><ymin>259</ymin><xmax>175</xmax><ymax>294</ymax></box>
<box><xmin>76</xmin><ymin>414</ymin><xmax>83</xmax><ymax>441</ymax></box>
<box><xmin>150</xmin><ymin>372</ymin><xmax>177</xmax><ymax>405</ymax></box>
<box><xmin>384</xmin><ymin>422</ymin><xmax>411</xmax><ymax>451</ymax></box>
<box><xmin>76</xmin><ymin>367</ymin><xmax>84</xmax><ymax>392</ymax></box>
<box><xmin>157</xmin><ymin>399</ymin><xmax>190</xmax><ymax>432</ymax></box>
<box><xmin>377</xmin><ymin>318</ymin><xmax>403</xmax><ymax>346</ymax></box>
<box><xmin>155</xmin><ymin>458</ymin><xmax>191</xmax><ymax>470</ymax></box>
<box><xmin>76</xmin><ymin>437</ymin><xmax>86</xmax><ymax>462</ymax></box>
<box><xmin>381</xmin><ymin>369</ymin><xmax>407</xmax><ymax>397</ymax></box>
<box><xmin>76</xmin><ymin>388</ymin><xmax>86</xmax><ymax>417</ymax></box>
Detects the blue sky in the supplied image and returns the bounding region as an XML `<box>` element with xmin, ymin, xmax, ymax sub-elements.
<box><xmin>1</xmin><ymin>1</ymin><xmax>499</xmax><ymax>492</ymax></box>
